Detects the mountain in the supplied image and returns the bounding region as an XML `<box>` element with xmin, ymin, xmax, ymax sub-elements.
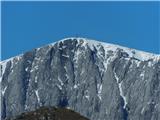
<box><xmin>1</xmin><ymin>37</ymin><xmax>160</xmax><ymax>120</ymax></box>
<box><xmin>6</xmin><ymin>106</ymin><xmax>89</xmax><ymax>120</ymax></box>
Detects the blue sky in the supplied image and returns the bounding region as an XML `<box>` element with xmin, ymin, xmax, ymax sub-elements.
<box><xmin>1</xmin><ymin>1</ymin><xmax>160</xmax><ymax>60</ymax></box>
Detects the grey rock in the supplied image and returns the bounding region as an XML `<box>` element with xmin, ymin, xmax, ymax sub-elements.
<box><xmin>1</xmin><ymin>37</ymin><xmax>160</xmax><ymax>120</ymax></box>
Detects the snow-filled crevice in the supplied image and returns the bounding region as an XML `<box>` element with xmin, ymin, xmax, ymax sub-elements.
<box><xmin>72</xmin><ymin>44</ymin><xmax>83</xmax><ymax>89</ymax></box>
<box><xmin>2</xmin><ymin>86</ymin><xmax>7</xmax><ymax>96</ymax></box>
<box><xmin>113</xmin><ymin>67</ymin><xmax>128</xmax><ymax>120</ymax></box>
<box><xmin>22</xmin><ymin>52</ymin><xmax>36</xmax><ymax>110</ymax></box>
<box><xmin>114</xmin><ymin>69</ymin><xmax>127</xmax><ymax>108</ymax></box>
<box><xmin>35</xmin><ymin>90</ymin><xmax>41</xmax><ymax>106</ymax></box>
<box><xmin>97</xmin><ymin>83</ymin><xmax>102</xmax><ymax>101</ymax></box>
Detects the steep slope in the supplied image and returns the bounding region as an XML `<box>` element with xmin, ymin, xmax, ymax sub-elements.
<box><xmin>1</xmin><ymin>37</ymin><xmax>160</xmax><ymax>120</ymax></box>
<box><xmin>6</xmin><ymin>106</ymin><xmax>89</xmax><ymax>120</ymax></box>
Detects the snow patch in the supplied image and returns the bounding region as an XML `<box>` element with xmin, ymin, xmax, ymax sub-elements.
<box><xmin>73</xmin><ymin>84</ymin><xmax>78</xmax><ymax>89</ymax></box>
<box><xmin>141</xmin><ymin>107</ymin><xmax>145</xmax><ymax>114</ymax></box>
<box><xmin>140</xmin><ymin>71</ymin><xmax>145</xmax><ymax>80</ymax></box>
<box><xmin>133</xmin><ymin>51</ymin><xmax>156</xmax><ymax>61</ymax></box>
<box><xmin>57</xmin><ymin>84</ymin><xmax>62</xmax><ymax>90</ymax></box>
<box><xmin>35</xmin><ymin>90</ymin><xmax>40</xmax><ymax>104</ymax></box>
<box><xmin>35</xmin><ymin>76</ymin><xmax>38</xmax><ymax>83</ymax></box>
<box><xmin>85</xmin><ymin>95</ymin><xmax>90</xmax><ymax>100</ymax></box>
<box><xmin>71</xmin><ymin>37</ymin><xmax>159</xmax><ymax>61</ymax></box>
<box><xmin>114</xmin><ymin>68</ymin><xmax>127</xmax><ymax>109</ymax></box>
<box><xmin>35</xmin><ymin>57</ymin><xmax>41</xmax><ymax>61</ymax></box>
<box><xmin>58</xmin><ymin>76</ymin><xmax>64</xmax><ymax>86</ymax></box>
<box><xmin>25</xmin><ymin>67</ymin><xmax>29</xmax><ymax>72</ymax></box>
<box><xmin>85</xmin><ymin>90</ymin><xmax>90</xmax><ymax>100</ymax></box>
<box><xmin>64</xmin><ymin>66</ymin><xmax>70</xmax><ymax>80</ymax></box>
<box><xmin>58</xmin><ymin>47</ymin><xmax>63</xmax><ymax>50</ymax></box>
<box><xmin>73</xmin><ymin>48</ymin><xmax>81</xmax><ymax>62</ymax></box>
<box><xmin>62</xmin><ymin>54</ymin><xmax>69</xmax><ymax>58</ymax></box>
<box><xmin>36</xmin><ymin>48</ymin><xmax>40</xmax><ymax>51</ymax></box>
<box><xmin>97</xmin><ymin>84</ymin><xmax>102</xmax><ymax>100</ymax></box>
<box><xmin>148</xmin><ymin>61</ymin><xmax>152</xmax><ymax>67</ymax></box>
<box><xmin>103</xmin><ymin>58</ymin><xmax>110</xmax><ymax>71</ymax></box>
<box><xmin>34</xmin><ymin>65</ymin><xmax>39</xmax><ymax>70</ymax></box>
<box><xmin>105</xmin><ymin>109</ymin><xmax>108</xmax><ymax>115</ymax></box>
<box><xmin>27</xmin><ymin>60</ymin><xmax>32</xmax><ymax>64</ymax></box>
<box><xmin>119</xmin><ymin>82</ymin><xmax>127</xmax><ymax>108</ymax></box>
<box><xmin>2</xmin><ymin>86</ymin><xmax>7</xmax><ymax>96</ymax></box>
<box><xmin>66</xmin><ymin>106</ymin><xmax>71</xmax><ymax>109</ymax></box>
<box><xmin>104</xmin><ymin>52</ymin><xmax>118</xmax><ymax>71</ymax></box>
<box><xmin>136</xmin><ymin>61</ymin><xmax>141</xmax><ymax>67</ymax></box>
<box><xmin>153</xmin><ymin>55</ymin><xmax>160</xmax><ymax>62</ymax></box>
<box><xmin>25</xmin><ymin>104</ymin><xmax>28</xmax><ymax>110</ymax></box>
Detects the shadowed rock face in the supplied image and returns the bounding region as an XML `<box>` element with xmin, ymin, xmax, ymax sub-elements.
<box><xmin>1</xmin><ymin>38</ymin><xmax>160</xmax><ymax>120</ymax></box>
<box><xmin>6</xmin><ymin>107</ymin><xmax>89</xmax><ymax>120</ymax></box>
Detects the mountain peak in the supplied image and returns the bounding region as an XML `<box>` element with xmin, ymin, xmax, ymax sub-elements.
<box><xmin>1</xmin><ymin>37</ymin><xmax>159</xmax><ymax>65</ymax></box>
<box><xmin>50</xmin><ymin>37</ymin><xmax>159</xmax><ymax>61</ymax></box>
<box><xmin>1</xmin><ymin>37</ymin><xmax>160</xmax><ymax>120</ymax></box>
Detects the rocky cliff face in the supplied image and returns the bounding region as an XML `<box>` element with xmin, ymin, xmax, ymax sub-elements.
<box><xmin>1</xmin><ymin>38</ymin><xmax>160</xmax><ymax>120</ymax></box>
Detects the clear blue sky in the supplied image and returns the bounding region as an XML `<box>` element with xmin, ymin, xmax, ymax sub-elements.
<box><xmin>1</xmin><ymin>1</ymin><xmax>160</xmax><ymax>60</ymax></box>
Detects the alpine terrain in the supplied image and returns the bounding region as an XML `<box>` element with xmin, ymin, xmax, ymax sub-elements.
<box><xmin>1</xmin><ymin>37</ymin><xmax>160</xmax><ymax>120</ymax></box>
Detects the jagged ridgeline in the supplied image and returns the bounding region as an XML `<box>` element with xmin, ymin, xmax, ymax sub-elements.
<box><xmin>1</xmin><ymin>38</ymin><xmax>160</xmax><ymax>120</ymax></box>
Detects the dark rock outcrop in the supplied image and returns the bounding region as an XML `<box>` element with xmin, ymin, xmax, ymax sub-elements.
<box><xmin>6</xmin><ymin>106</ymin><xmax>89</xmax><ymax>120</ymax></box>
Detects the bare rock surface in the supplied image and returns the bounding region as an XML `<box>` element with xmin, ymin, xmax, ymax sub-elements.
<box><xmin>1</xmin><ymin>37</ymin><xmax>160</xmax><ymax>120</ymax></box>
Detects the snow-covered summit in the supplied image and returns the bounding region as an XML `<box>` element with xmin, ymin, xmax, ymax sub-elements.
<box><xmin>1</xmin><ymin>37</ymin><xmax>160</xmax><ymax>63</ymax></box>
<box><xmin>54</xmin><ymin>37</ymin><xmax>160</xmax><ymax>61</ymax></box>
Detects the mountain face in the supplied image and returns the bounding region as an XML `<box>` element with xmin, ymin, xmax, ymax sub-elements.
<box><xmin>1</xmin><ymin>38</ymin><xmax>160</xmax><ymax>120</ymax></box>
<box><xmin>6</xmin><ymin>106</ymin><xmax>89</xmax><ymax>120</ymax></box>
